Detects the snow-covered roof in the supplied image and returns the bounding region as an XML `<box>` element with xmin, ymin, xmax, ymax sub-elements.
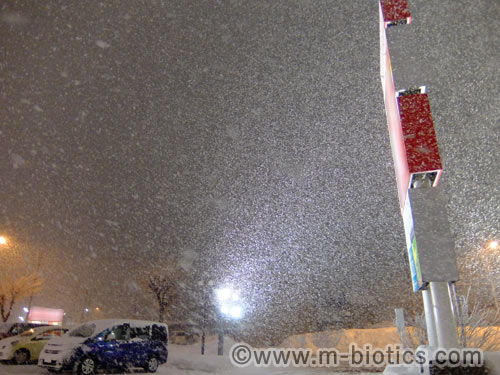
<box><xmin>84</xmin><ymin>319</ymin><xmax>167</xmax><ymax>327</ymax></box>
<box><xmin>69</xmin><ymin>319</ymin><xmax>168</xmax><ymax>338</ymax></box>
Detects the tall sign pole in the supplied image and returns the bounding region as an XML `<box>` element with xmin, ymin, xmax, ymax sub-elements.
<box><xmin>378</xmin><ymin>0</ymin><xmax>459</xmax><ymax>349</ymax></box>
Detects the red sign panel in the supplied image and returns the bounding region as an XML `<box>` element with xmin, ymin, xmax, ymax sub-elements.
<box><xmin>380</xmin><ymin>0</ymin><xmax>411</xmax><ymax>28</ymax></box>
<box><xmin>397</xmin><ymin>93</ymin><xmax>443</xmax><ymax>185</ymax></box>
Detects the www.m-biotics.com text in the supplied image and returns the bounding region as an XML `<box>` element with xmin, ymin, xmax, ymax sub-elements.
<box><xmin>229</xmin><ymin>343</ymin><xmax>483</xmax><ymax>368</ymax></box>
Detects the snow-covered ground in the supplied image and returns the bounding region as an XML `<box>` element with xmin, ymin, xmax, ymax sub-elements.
<box><xmin>0</xmin><ymin>335</ymin><xmax>366</xmax><ymax>375</ymax></box>
<box><xmin>3</xmin><ymin>329</ymin><xmax>498</xmax><ymax>375</ymax></box>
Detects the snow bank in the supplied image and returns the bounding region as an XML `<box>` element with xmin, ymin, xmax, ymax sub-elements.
<box><xmin>485</xmin><ymin>352</ymin><xmax>500</xmax><ymax>375</ymax></box>
<box><xmin>166</xmin><ymin>334</ymin><xmax>236</xmax><ymax>373</ymax></box>
<box><xmin>281</xmin><ymin>327</ymin><xmax>401</xmax><ymax>353</ymax></box>
<box><xmin>281</xmin><ymin>326</ymin><xmax>500</xmax><ymax>352</ymax></box>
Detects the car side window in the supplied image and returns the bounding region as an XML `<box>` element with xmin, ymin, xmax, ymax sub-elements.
<box><xmin>130</xmin><ymin>326</ymin><xmax>150</xmax><ymax>341</ymax></box>
<box><xmin>108</xmin><ymin>325</ymin><xmax>130</xmax><ymax>341</ymax></box>
<box><xmin>151</xmin><ymin>325</ymin><xmax>167</xmax><ymax>342</ymax></box>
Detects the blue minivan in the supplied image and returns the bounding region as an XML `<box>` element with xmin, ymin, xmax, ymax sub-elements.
<box><xmin>38</xmin><ymin>319</ymin><xmax>168</xmax><ymax>374</ymax></box>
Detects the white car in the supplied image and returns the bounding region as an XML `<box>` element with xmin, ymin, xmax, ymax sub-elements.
<box><xmin>0</xmin><ymin>326</ymin><xmax>67</xmax><ymax>364</ymax></box>
<box><xmin>0</xmin><ymin>334</ymin><xmax>24</xmax><ymax>361</ymax></box>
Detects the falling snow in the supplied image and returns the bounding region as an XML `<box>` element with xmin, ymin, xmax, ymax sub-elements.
<box><xmin>0</xmin><ymin>0</ymin><xmax>498</xmax><ymax>349</ymax></box>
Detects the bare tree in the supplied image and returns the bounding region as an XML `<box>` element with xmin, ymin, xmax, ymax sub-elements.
<box><xmin>405</xmin><ymin>288</ymin><xmax>500</xmax><ymax>351</ymax></box>
<box><xmin>0</xmin><ymin>273</ymin><xmax>43</xmax><ymax>322</ymax></box>
<box><xmin>402</xmin><ymin>313</ymin><xmax>428</xmax><ymax>349</ymax></box>
<box><xmin>143</xmin><ymin>259</ymin><xmax>186</xmax><ymax>322</ymax></box>
<box><xmin>455</xmin><ymin>288</ymin><xmax>500</xmax><ymax>351</ymax></box>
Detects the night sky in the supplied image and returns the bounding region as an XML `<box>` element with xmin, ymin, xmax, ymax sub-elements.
<box><xmin>0</xmin><ymin>0</ymin><xmax>498</xmax><ymax>334</ymax></box>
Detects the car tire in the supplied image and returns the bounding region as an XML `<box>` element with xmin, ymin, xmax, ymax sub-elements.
<box><xmin>77</xmin><ymin>357</ymin><xmax>96</xmax><ymax>375</ymax></box>
<box><xmin>144</xmin><ymin>356</ymin><xmax>159</xmax><ymax>373</ymax></box>
<box><xmin>13</xmin><ymin>349</ymin><xmax>30</xmax><ymax>365</ymax></box>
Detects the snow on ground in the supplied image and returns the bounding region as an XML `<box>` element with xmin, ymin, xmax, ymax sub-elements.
<box><xmin>0</xmin><ymin>334</ymin><xmax>368</xmax><ymax>375</ymax></box>
<box><xmin>4</xmin><ymin>329</ymin><xmax>499</xmax><ymax>375</ymax></box>
<box><xmin>0</xmin><ymin>364</ymin><xmax>348</xmax><ymax>375</ymax></box>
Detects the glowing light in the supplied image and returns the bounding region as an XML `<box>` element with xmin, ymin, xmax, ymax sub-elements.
<box><xmin>216</xmin><ymin>287</ymin><xmax>244</xmax><ymax>320</ymax></box>
<box><xmin>220</xmin><ymin>304</ymin><xmax>230</xmax><ymax>316</ymax></box>
<box><xmin>216</xmin><ymin>288</ymin><xmax>233</xmax><ymax>302</ymax></box>
<box><xmin>0</xmin><ymin>236</ymin><xmax>7</xmax><ymax>245</ymax></box>
<box><xmin>230</xmin><ymin>306</ymin><xmax>243</xmax><ymax>319</ymax></box>
<box><xmin>23</xmin><ymin>307</ymin><xmax>29</xmax><ymax>313</ymax></box>
<box><xmin>18</xmin><ymin>316</ymin><xmax>25</xmax><ymax>322</ymax></box>
<box><xmin>489</xmin><ymin>241</ymin><xmax>499</xmax><ymax>250</ymax></box>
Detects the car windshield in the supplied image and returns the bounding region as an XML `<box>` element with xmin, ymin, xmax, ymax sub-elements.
<box><xmin>69</xmin><ymin>323</ymin><xmax>96</xmax><ymax>338</ymax></box>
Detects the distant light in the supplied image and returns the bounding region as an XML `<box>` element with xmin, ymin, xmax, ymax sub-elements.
<box><xmin>95</xmin><ymin>307</ymin><xmax>100</xmax><ymax>311</ymax></box>
<box><xmin>216</xmin><ymin>288</ymin><xmax>233</xmax><ymax>302</ymax></box>
<box><xmin>219</xmin><ymin>302</ymin><xmax>244</xmax><ymax>319</ymax></box>
<box><xmin>0</xmin><ymin>236</ymin><xmax>7</xmax><ymax>245</ymax></box>
<box><xmin>23</xmin><ymin>307</ymin><xmax>29</xmax><ymax>313</ymax></box>
<box><xmin>84</xmin><ymin>308</ymin><xmax>89</xmax><ymax>313</ymax></box>
<box><xmin>216</xmin><ymin>287</ymin><xmax>240</xmax><ymax>302</ymax></box>
<box><xmin>490</xmin><ymin>241</ymin><xmax>499</xmax><ymax>250</ymax></box>
<box><xmin>230</xmin><ymin>306</ymin><xmax>243</xmax><ymax>319</ymax></box>
<box><xmin>18</xmin><ymin>316</ymin><xmax>25</xmax><ymax>322</ymax></box>
<box><xmin>220</xmin><ymin>304</ymin><xmax>230</xmax><ymax>316</ymax></box>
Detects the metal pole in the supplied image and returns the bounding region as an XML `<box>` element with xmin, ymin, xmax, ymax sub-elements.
<box><xmin>422</xmin><ymin>289</ymin><xmax>438</xmax><ymax>348</ymax></box>
<box><xmin>450</xmin><ymin>282</ymin><xmax>466</xmax><ymax>347</ymax></box>
<box><xmin>201</xmin><ymin>284</ymin><xmax>207</xmax><ymax>355</ymax></box>
<box><xmin>430</xmin><ymin>281</ymin><xmax>459</xmax><ymax>349</ymax></box>
<box><xmin>217</xmin><ymin>326</ymin><xmax>224</xmax><ymax>356</ymax></box>
<box><xmin>395</xmin><ymin>308</ymin><xmax>407</xmax><ymax>348</ymax></box>
<box><xmin>201</xmin><ymin>330</ymin><xmax>206</xmax><ymax>355</ymax></box>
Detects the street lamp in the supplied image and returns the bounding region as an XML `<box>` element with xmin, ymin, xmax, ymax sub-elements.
<box><xmin>197</xmin><ymin>279</ymin><xmax>214</xmax><ymax>355</ymax></box>
<box><xmin>215</xmin><ymin>287</ymin><xmax>244</xmax><ymax>356</ymax></box>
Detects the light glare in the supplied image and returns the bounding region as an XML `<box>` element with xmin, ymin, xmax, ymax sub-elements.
<box><xmin>220</xmin><ymin>304</ymin><xmax>230</xmax><ymax>315</ymax></box>
<box><xmin>216</xmin><ymin>288</ymin><xmax>233</xmax><ymax>302</ymax></box>
<box><xmin>230</xmin><ymin>306</ymin><xmax>242</xmax><ymax>319</ymax></box>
